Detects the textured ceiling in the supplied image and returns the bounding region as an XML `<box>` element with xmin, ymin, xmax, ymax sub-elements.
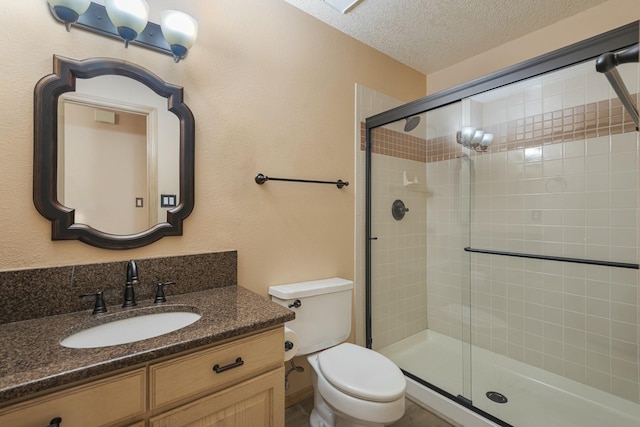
<box><xmin>284</xmin><ymin>0</ymin><xmax>610</xmax><ymax>75</ymax></box>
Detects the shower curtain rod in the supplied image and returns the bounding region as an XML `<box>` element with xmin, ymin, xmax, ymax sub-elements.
<box><xmin>464</xmin><ymin>247</ymin><xmax>639</xmax><ymax>269</ymax></box>
<box><xmin>255</xmin><ymin>173</ymin><xmax>349</xmax><ymax>189</ymax></box>
<box><xmin>596</xmin><ymin>43</ymin><xmax>639</xmax><ymax>130</ymax></box>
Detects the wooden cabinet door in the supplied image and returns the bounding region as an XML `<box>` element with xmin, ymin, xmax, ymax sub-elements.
<box><xmin>149</xmin><ymin>367</ymin><xmax>284</xmax><ymax>427</ymax></box>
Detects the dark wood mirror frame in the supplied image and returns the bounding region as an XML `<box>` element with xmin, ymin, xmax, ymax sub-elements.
<box><xmin>34</xmin><ymin>55</ymin><xmax>195</xmax><ymax>250</ymax></box>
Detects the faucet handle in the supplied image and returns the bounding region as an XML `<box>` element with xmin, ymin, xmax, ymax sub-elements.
<box><xmin>80</xmin><ymin>291</ymin><xmax>107</xmax><ymax>315</ymax></box>
<box><xmin>154</xmin><ymin>281</ymin><xmax>176</xmax><ymax>304</ymax></box>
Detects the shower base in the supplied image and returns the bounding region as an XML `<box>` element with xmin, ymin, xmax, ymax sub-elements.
<box><xmin>379</xmin><ymin>329</ymin><xmax>640</xmax><ymax>427</ymax></box>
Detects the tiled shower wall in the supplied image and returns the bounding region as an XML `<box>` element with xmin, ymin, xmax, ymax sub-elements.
<box><xmin>426</xmin><ymin>136</ymin><xmax>640</xmax><ymax>402</ymax></box>
<box><xmin>369</xmin><ymin>152</ymin><xmax>428</xmax><ymax>349</ymax></box>
<box><xmin>426</xmin><ymin>60</ymin><xmax>640</xmax><ymax>403</ymax></box>
<box><xmin>355</xmin><ymin>85</ymin><xmax>429</xmax><ymax>350</ymax></box>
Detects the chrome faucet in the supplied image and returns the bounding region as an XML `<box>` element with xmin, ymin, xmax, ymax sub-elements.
<box><xmin>123</xmin><ymin>260</ymin><xmax>139</xmax><ymax>308</ymax></box>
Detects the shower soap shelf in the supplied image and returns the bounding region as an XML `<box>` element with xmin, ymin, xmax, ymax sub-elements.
<box><xmin>393</xmin><ymin>171</ymin><xmax>430</xmax><ymax>193</ymax></box>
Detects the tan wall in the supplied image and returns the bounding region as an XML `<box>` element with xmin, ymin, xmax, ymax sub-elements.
<box><xmin>427</xmin><ymin>0</ymin><xmax>640</xmax><ymax>94</ymax></box>
<box><xmin>0</xmin><ymin>1</ymin><xmax>424</xmax><ymax>296</ymax></box>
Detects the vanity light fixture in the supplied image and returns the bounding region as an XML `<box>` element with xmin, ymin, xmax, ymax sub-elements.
<box><xmin>456</xmin><ymin>126</ymin><xmax>494</xmax><ymax>152</ymax></box>
<box><xmin>47</xmin><ymin>1</ymin><xmax>198</xmax><ymax>62</ymax></box>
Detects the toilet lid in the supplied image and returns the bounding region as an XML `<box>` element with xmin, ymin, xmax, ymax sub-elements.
<box><xmin>317</xmin><ymin>343</ymin><xmax>406</xmax><ymax>402</ymax></box>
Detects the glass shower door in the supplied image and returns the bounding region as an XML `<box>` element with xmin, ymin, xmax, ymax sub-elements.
<box><xmin>368</xmin><ymin>101</ymin><xmax>474</xmax><ymax>404</ymax></box>
<box><xmin>466</xmin><ymin>57</ymin><xmax>640</xmax><ymax>427</ymax></box>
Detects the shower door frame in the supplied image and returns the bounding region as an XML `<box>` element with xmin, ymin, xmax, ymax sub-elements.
<box><xmin>365</xmin><ymin>20</ymin><xmax>639</xmax><ymax>426</ymax></box>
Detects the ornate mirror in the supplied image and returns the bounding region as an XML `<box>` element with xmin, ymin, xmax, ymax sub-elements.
<box><xmin>34</xmin><ymin>55</ymin><xmax>195</xmax><ymax>249</ymax></box>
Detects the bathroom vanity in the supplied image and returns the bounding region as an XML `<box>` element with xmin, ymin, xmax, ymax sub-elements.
<box><xmin>0</xmin><ymin>285</ymin><xmax>294</xmax><ymax>427</ymax></box>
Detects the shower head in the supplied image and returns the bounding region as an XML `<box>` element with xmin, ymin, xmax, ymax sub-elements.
<box><xmin>404</xmin><ymin>116</ymin><xmax>421</xmax><ymax>132</ymax></box>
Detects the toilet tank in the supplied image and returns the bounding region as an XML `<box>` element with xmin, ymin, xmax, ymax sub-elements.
<box><xmin>269</xmin><ymin>277</ymin><xmax>353</xmax><ymax>355</ymax></box>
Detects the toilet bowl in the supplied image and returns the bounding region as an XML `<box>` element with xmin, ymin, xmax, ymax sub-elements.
<box><xmin>308</xmin><ymin>343</ymin><xmax>406</xmax><ymax>427</ymax></box>
<box><xmin>268</xmin><ymin>278</ymin><xmax>406</xmax><ymax>427</ymax></box>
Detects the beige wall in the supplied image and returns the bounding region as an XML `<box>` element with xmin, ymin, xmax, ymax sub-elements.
<box><xmin>427</xmin><ymin>0</ymin><xmax>640</xmax><ymax>94</ymax></box>
<box><xmin>0</xmin><ymin>1</ymin><xmax>425</xmax><ymax>297</ymax></box>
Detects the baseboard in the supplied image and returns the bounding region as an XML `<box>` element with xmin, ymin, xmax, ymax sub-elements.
<box><xmin>285</xmin><ymin>385</ymin><xmax>314</xmax><ymax>408</ymax></box>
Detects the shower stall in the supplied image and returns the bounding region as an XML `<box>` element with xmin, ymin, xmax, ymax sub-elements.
<box><xmin>363</xmin><ymin>23</ymin><xmax>640</xmax><ymax>427</ymax></box>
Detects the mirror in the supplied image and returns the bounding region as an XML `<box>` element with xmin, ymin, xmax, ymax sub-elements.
<box><xmin>57</xmin><ymin>75</ymin><xmax>180</xmax><ymax>235</ymax></box>
<box><xmin>34</xmin><ymin>56</ymin><xmax>195</xmax><ymax>249</ymax></box>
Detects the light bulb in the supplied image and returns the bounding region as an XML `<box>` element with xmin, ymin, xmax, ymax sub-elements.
<box><xmin>471</xmin><ymin>130</ymin><xmax>485</xmax><ymax>145</ymax></box>
<box><xmin>461</xmin><ymin>127</ymin><xmax>475</xmax><ymax>144</ymax></box>
<box><xmin>47</xmin><ymin>0</ymin><xmax>91</xmax><ymax>31</ymax></box>
<box><xmin>480</xmin><ymin>133</ymin><xmax>494</xmax><ymax>146</ymax></box>
<box><xmin>161</xmin><ymin>11</ymin><xmax>199</xmax><ymax>62</ymax></box>
<box><xmin>105</xmin><ymin>0</ymin><xmax>149</xmax><ymax>46</ymax></box>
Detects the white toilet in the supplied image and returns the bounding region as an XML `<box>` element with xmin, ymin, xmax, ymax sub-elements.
<box><xmin>269</xmin><ymin>278</ymin><xmax>406</xmax><ymax>427</ymax></box>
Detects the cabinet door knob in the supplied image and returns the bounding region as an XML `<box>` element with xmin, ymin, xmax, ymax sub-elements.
<box><xmin>213</xmin><ymin>357</ymin><xmax>244</xmax><ymax>374</ymax></box>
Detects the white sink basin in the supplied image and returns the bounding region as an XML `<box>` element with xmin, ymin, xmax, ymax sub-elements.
<box><xmin>60</xmin><ymin>311</ymin><xmax>201</xmax><ymax>349</ymax></box>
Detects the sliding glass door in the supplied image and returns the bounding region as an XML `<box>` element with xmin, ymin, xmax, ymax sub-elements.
<box><xmin>368</xmin><ymin>103</ymin><xmax>474</xmax><ymax>404</ymax></box>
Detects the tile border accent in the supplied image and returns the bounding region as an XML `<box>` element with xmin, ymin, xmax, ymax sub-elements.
<box><xmin>362</xmin><ymin>95</ymin><xmax>639</xmax><ymax>164</ymax></box>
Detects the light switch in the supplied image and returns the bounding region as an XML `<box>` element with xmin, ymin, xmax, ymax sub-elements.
<box><xmin>161</xmin><ymin>194</ymin><xmax>177</xmax><ymax>208</ymax></box>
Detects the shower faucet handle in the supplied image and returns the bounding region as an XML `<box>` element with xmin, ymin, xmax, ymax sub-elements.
<box><xmin>392</xmin><ymin>199</ymin><xmax>409</xmax><ymax>220</ymax></box>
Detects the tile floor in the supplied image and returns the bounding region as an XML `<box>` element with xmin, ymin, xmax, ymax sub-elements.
<box><xmin>285</xmin><ymin>395</ymin><xmax>456</xmax><ymax>427</ymax></box>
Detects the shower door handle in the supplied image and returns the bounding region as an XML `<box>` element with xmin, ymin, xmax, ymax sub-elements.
<box><xmin>368</xmin><ymin>237</ymin><xmax>378</xmax><ymax>240</ymax></box>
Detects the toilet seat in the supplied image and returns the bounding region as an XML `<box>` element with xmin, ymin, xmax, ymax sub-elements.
<box><xmin>318</xmin><ymin>343</ymin><xmax>406</xmax><ymax>402</ymax></box>
<box><xmin>309</xmin><ymin>350</ymin><xmax>406</xmax><ymax>426</ymax></box>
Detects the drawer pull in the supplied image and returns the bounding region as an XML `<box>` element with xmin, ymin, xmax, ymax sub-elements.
<box><xmin>213</xmin><ymin>357</ymin><xmax>244</xmax><ymax>374</ymax></box>
<box><xmin>46</xmin><ymin>418</ymin><xmax>62</xmax><ymax>427</ymax></box>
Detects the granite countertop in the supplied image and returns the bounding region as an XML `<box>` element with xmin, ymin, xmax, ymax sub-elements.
<box><xmin>0</xmin><ymin>286</ymin><xmax>294</xmax><ymax>405</ymax></box>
